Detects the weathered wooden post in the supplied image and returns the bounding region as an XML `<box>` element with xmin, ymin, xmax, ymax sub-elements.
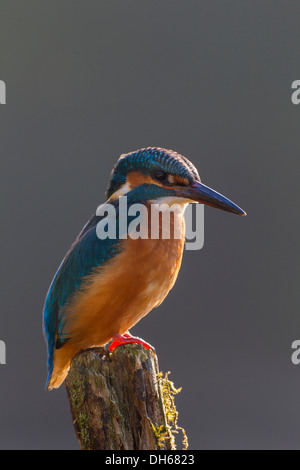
<box><xmin>65</xmin><ymin>343</ymin><xmax>187</xmax><ymax>450</ymax></box>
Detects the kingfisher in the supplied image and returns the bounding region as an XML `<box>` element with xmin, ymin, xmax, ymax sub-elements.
<box><xmin>43</xmin><ymin>147</ymin><xmax>246</xmax><ymax>390</ymax></box>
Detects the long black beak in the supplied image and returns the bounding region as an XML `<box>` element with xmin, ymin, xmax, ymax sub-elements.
<box><xmin>176</xmin><ymin>180</ymin><xmax>246</xmax><ymax>216</ymax></box>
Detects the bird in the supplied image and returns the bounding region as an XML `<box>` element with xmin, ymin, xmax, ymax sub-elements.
<box><xmin>43</xmin><ymin>147</ymin><xmax>246</xmax><ymax>390</ymax></box>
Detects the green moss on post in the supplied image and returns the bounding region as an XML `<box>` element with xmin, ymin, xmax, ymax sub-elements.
<box><xmin>67</xmin><ymin>376</ymin><xmax>93</xmax><ymax>450</ymax></box>
<box><xmin>65</xmin><ymin>344</ymin><xmax>187</xmax><ymax>450</ymax></box>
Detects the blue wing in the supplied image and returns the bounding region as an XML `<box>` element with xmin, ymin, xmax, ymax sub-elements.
<box><xmin>43</xmin><ymin>210</ymin><xmax>122</xmax><ymax>387</ymax></box>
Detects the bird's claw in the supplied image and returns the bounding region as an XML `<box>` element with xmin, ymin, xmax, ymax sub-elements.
<box><xmin>109</xmin><ymin>333</ymin><xmax>156</xmax><ymax>353</ymax></box>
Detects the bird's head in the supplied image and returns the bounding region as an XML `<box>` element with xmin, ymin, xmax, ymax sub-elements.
<box><xmin>106</xmin><ymin>147</ymin><xmax>246</xmax><ymax>216</ymax></box>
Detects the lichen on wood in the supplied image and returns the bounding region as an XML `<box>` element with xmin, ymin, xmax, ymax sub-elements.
<box><xmin>65</xmin><ymin>343</ymin><xmax>187</xmax><ymax>450</ymax></box>
<box><xmin>157</xmin><ymin>371</ymin><xmax>188</xmax><ymax>450</ymax></box>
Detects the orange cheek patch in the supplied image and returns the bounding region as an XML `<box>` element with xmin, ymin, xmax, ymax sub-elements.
<box><xmin>126</xmin><ymin>170</ymin><xmax>189</xmax><ymax>190</ymax></box>
<box><xmin>126</xmin><ymin>170</ymin><xmax>164</xmax><ymax>188</ymax></box>
<box><xmin>174</xmin><ymin>175</ymin><xmax>189</xmax><ymax>186</ymax></box>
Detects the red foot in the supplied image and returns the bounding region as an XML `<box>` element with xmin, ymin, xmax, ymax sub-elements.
<box><xmin>109</xmin><ymin>333</ymin><xmax>155</xmax><ymax>353</ymax></box>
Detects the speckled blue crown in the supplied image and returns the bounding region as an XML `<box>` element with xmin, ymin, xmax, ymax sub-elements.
<box><xmin>106</xmin><ymin>147</ymin><xmax>199</xmax><ymax>199</ymax></box>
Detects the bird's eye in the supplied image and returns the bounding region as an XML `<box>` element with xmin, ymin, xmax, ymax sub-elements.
<box><xmin>153</xmin><ymin>170</ymin><xmax>167</xmax><ymax>182</ymax></box>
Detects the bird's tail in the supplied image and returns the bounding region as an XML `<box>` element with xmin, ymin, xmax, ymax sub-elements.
<box><xmin>46</xmin><ymin>365</ymin><xmax>70</xmax><ymax>390</ymax></box>
<box><xmin>45</xmin><ymin>346</ymin><xmax>74</xmax><ymax>390</ymax></box>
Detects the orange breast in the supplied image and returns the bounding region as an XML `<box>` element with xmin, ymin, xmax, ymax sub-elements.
<box><xmin>66</xmin><ymin>209</ymin><xmax>185</xmax><ymax>347</ymax></box>
<box><xmin>49</xmin><ymin>204</ymin><xmax>186</xmax><ymax>389</ymax></box>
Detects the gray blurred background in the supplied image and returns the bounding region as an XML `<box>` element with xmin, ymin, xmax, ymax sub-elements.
<box><xmin>0</xmin><ymin>0</ymin><xmax>299</xmax><ymax>449</ymax></box>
